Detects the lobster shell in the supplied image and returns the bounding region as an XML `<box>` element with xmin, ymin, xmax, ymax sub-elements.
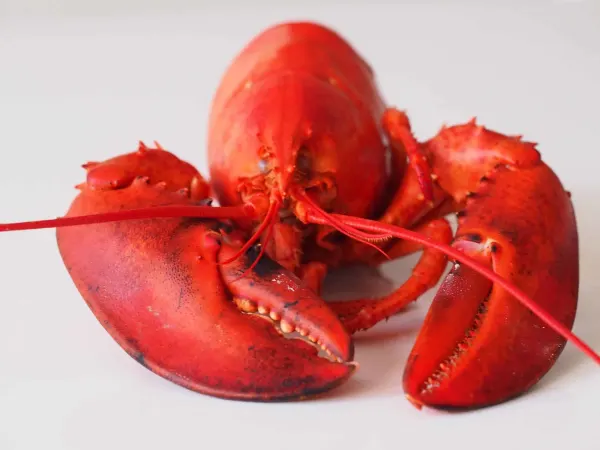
<box><xmin>207</xmin><ymin>21</ymin><xmax>393</xmax><ymax>225</ymax></box>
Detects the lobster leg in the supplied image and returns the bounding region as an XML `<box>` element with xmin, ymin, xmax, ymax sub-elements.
<box><xmin>347</xmin><ymin>116</ymin><xmax>581</xmax><ymax>408</ymax></box>
<box><xmin>298</xmin><ymin>261</ymin><xmax>329</xmax><ymax>294</ymax></box>
<box><xmin>298</xmin><ymin>111</ymin><xmax>594</xmax><ymax>406</ymax></box>
<box><xmin>328</xmin><ymin>218</ymin><xmax>452</xmax><ymax>333</ymax></box>
<box><xmin>382</xmin><ymin>107</ymin><xmax>435</xmax><ymax>202</ymax></box>
<box><xmin>404</xmin><ymin>163</ymin><xmax>579</xmax><ymax>407</ymax></box>
<box><xmin>5</xmin><ymin>143</ymin><xmax>356</xmax><ymax>401</ymax></box>
<box><xmin>260</xmin><ymin>221</ymin><xmax>329</xmax><ymax>294</ymax></box>
<box><xmin>397</xmin><ymin>119</ymin><xmax>578</xmax><ymax>408</ymax></box>
<box><xmin>341</xmin><ymin>109</ymin><xmax>451</xmax><ymax>266</ymax></box>
<box><xmin>312</xmin><ymin>109</ymin><xmax>452</xmax><ymax>331</ymax></box>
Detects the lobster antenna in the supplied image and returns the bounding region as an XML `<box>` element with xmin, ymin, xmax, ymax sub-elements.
<box><xmin>229</xmin><ymin>211</ymin><xmax>279</xmax><ymax>283</ymax></box>
<box><xmin>218</xmin><ymin>198</ymin><xmax>282</xmax><ymax>265</ymax></box>
<box><xmin>305</xmin><ymin>210</ymin><xmax>600</xmax><ymax>365</ymax></box>
<box><xmin>0</xmin><ymin>204</ymin><xmax>253</xmax><ymax>232</ymax></box>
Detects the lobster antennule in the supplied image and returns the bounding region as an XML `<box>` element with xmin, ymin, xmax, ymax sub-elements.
<box><xmin>224</xmin><ymin>200</ymin><xmax>283</xmax><ymax>283</ymax></box>
<box><xmin>0</xmin><ymin>204</ymin><xmax>255</xmax><ymax>232</ymax></box>
<box><xmin>303</xmin><ymin>211</ymin><xmax>600</xmax><ymax>365</ymax></box>
<box><xmin>218</xmin><ymin>198</ymin><xmax>282</xmax><ymax>266</ymax></box>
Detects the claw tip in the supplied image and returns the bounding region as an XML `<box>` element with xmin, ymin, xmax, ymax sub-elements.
<box><xmin>405</xmin><ymin>393</ymin><xmax>424</xmax><ymax>410</ymax></box>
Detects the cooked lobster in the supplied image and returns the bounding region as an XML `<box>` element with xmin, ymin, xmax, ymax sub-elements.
<box><xmin>1</xmin><ymin>21</ymin><xmax>597</xmax><ymax>409</ymax></box>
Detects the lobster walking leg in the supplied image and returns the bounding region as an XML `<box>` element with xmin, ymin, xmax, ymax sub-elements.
<box><xmin>310</xmin><ymin>109</ymin><xmax>453</xmax><ymax>332</ymax></box>
<box><xmin>382</xmin><ymin>107</ymin><xmax>435</xmax><ymax>202</ymax></box>
<box><xmin>328</xmin><ymin>218</ymin><xmax>453</xmax><ymax>333</ymax></box>
<box><xmin>298</xmin><ymin>261</ymin><xmax>329</xmax><ymax>294</ymax></box>
<box><xmin>340</xmin><ymin>109</ymin><xmax>453</xmax><ymax>267</ymax></box>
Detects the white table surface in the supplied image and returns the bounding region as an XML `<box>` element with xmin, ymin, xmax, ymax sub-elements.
<box><xmin>0</xmin><ymin>1</ymin><xmax>598</xmax><ymax>449</ymax></box>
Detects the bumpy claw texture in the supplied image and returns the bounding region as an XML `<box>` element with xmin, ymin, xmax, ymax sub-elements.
<box><xmin>403</xmin><ymin>123</ymin><xmax>579</xmax><ymax>409</ymax></box>
<box><xmin>56</xmin><ymin>145</ymin><xmax>355</xmax><ymax>401</ymax></box>
<box><xmin>83</xmin><ymin>141</ymin><xmax>210</xmax><ymax>200</ymax></box>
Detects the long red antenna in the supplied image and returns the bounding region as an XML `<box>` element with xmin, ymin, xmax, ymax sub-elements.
<box><xmin>305</xmin><ymin>211</ymin><xmax>600</xmax><ymax>365</ymax></box>
<box><xmin>0</xmin><ymin>204</ymin><xmax>253</xmax><ymax>232</ymax></box>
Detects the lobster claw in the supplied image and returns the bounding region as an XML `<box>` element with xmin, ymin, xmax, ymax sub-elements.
<box><xmin>403</xmin><ymin>123</ymin><xmax>579</xmax><ymax>409</ymax></box>
<box><xmin>56</xmin><ymin>146</ymin><xmax>354</xmax><ymax>401</ymax></box>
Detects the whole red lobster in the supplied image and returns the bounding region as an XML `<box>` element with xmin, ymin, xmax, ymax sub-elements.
<box><xmin>2</xmin><ymin>21</ymin><xmax>598</xmax><ymax>410</ymax></box>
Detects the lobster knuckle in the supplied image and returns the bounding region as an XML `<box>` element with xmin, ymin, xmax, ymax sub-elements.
<box><xmin>424</xmin><ymin>124</ymin><xmax>543</xmax><ymax>203</ymax></box>
<box><xmin>403</xmin><ymin>162</ymin><xmax>578</xmax><ymax>409</ymax></box>
<box><xmin>83</xmin><ymin>142</ymin><xmax>204</xmax><ymax>194</ymax></box>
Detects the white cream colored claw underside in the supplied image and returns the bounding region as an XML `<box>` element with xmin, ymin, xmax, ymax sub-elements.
<box><xmin>234</xmin><ymin>297</ymin><xmax>345</xmax><ymax>363</ymax></box>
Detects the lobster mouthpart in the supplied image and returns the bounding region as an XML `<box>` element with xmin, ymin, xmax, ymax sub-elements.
<box><xmin>56</xmin><ymin>146</ymin><xmax>354</xmax><ymax>401</ymax></box>
<box><xmin>403</xmin><ymin>124</ymin><xmax>579</xmax><ymax>409</ymax></box>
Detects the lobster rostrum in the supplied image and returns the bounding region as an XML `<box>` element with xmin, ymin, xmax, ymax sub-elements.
<box><xmin>2</xmin><ymin>21</ymin><xmax>598</xmax><ymax>410</ymax></box>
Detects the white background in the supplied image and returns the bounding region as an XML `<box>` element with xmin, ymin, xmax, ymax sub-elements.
<box><xmin>0</xmin><ymin>1</ymin><xmax>598</xmax><ymax>449</ymax></box>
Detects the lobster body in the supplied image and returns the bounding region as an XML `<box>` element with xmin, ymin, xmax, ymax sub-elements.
<box><xmin>207</xmin><ymin>23</ymin><xmax>395</xmax><ymax>261</ymax></box>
